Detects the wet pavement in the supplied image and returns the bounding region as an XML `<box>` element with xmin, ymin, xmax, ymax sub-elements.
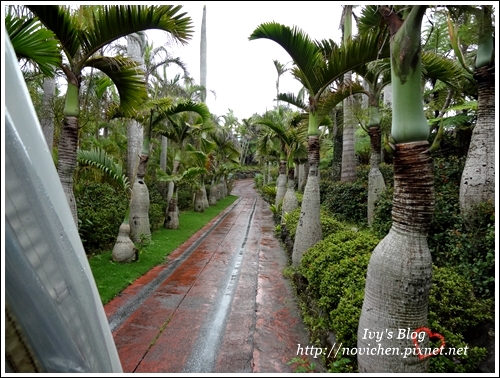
<box><xmin>104</xmin><ymin>179</ymin><xmax>314</xmax><ymax>373</ymax></box>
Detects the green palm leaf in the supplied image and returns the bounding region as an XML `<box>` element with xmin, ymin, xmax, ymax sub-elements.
<box><xmin>6</xmin><ymin>14</ymin><xmax>62</xmax><ymax>77</ymax></box>
<box><xmin>316</xmin><ymin>31</ymin><xmax>390</xmax><ymax>91</ymax></box>
<box><xmin>26</xmin><ymin>5</ymin><xmax>81</xmax><ymax>60</ymax></box>
<box><xmin>84</xmin><ymin>56</ymin><xmax>147</xmax><ymax>116</ymax></box>
<box><xmin>249</xmin><ymin>22</ymin><xmax>323</xmax><ymax>93</ymax></box>
<box><xmin>317</xmin><ymin>81</ymin><xmax>366</xmax><ymax>124</ymax></box>
<box><xmin>77</xmin><ymin>147</ymin><xmax>130</xmax><ymax>193</ymax></box>
<box><xmin>277</xmin><ymin>92</ymin><xmax>308</xmax><ymax>111</ymax></box>
<box><xmin>80</xmin><ymin>6</ymin><xmax>193</xmax><ymax>60</ymax></box>
<box><xmin>357</xmin><ymin>5</ymin><xmax>387</xmax><ymax>35</ymax></box>
<box><xmin>164</xmin><ymin>101</ymin><xmax>211</xmax><ymax>122</ymax></box>
<box><xmin>421</xmin><ymin>51</ymin><xmax>472</xmax><ymax>89</ymax></box>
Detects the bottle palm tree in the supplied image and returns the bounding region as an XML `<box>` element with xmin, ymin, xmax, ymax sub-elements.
<box><xmin>254</xmin><ymin>106</ymin><xmax>304</xmax><ymax>212</ymax></box>
<box><xmin>356</xmin><ymin>6</ymin><xmax>435</xmax><ymax>372</ymax></box>
<box><xmin>250</xmin><ymin>22</ymin><xmax>389</xmax><ymax>266</ymax></box>
<box><xmin>158</xmin><ymin>104</ymin><xmax>211</xmax><ymax>228</ymax></box>
<box><xmin>77</xmin><ymin>147</ymin><xmax>135</xmax><ymax>262</ymax></box>
<box><xmin>456</xmin><ymin>5</ymin><xmax>495</xmax><ymax>215</ymax></box>
<box><xmin>26</xmin><ymin>5</ymin><xmax>194</xmax><ymax>226</ymax></box>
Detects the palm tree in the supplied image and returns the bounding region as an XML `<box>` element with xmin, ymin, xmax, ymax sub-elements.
<box><xmin>200</xmin><ymin>5</ymin><xmax>207</xmax><ymax>103</ymax></box>
<box><xmin>357</xmin><ymin>6</ymin><xmax>435</xmax><ymax>373</ymax></box>
<box><xmin>76</xmin><ymin>148</ymin><xmax>135</xmax><ymax>262</ymax></box>
<box><xmin>353</xmin><ymin>60</ymin><xmax>390</xmax><ymax>225</ymax></box>
<box><xmin>340</xmin><ymin>5</ymin><xmax>358</xmax><ymax>183</ymax></box>
<box><xmin>250</xmin><ymin>22</ymin><xmax>389</xmax><ymax>266</ymax></box>
<box><xmin>208</xmin><ymin>125</ymin><xmax>241</xmax><ymax>200</ymax></box>
<box><xmin>126</xmin><ymin>32</ymin><xmax>146</xmax><ymax>187</ymax></box>
<box><xmin>254</xmin><ymin>106</ymin><xmax>304</xmax><ymax>212</ymax></box>
<box><xmin>273</xmin><ymin>59</ymin><xmax>289</xmax><ymax>107</ymax></box>
<box><xmin>26</xmin><ymin>5</ymin><xmax>194</xmax><ymax>226</ymax></box>
<box><xmin>456</xmin><ymin>5</ymin><xmax>495</xmax><ymax>215</ymax></box>
<box><xmin>159</xmin><ymin>103</ymin><xmax>211</xmax><ymax>228</ymax></box>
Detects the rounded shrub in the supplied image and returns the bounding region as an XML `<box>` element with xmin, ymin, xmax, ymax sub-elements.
<box><xmin>76</xmin><ymin>181</ymin><xmax>128</xmax><ymax>254</ymax></box>
<box><xmin>292</xmin><ymin>218</ymin><xmax>493</xmax><ymax>373</ymax></box>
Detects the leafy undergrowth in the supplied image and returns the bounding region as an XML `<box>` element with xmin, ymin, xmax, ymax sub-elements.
<box><xmin>89</xmin><ymin>195</ymin><xmax>238</xmax><ymax>304</ymax></box>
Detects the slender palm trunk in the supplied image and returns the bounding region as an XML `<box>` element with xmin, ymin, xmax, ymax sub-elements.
<box><xmin>165</xmin><ymin>159</ymin><xmax>180</xmax><ymax>225</ymax></box>
<box><xmin>358</xmin><ymin>141</ymin><xmax>434</xmax><ymax>372</ymax></box>
<box><xmin>367</xmin><ymin>123</ymin><xmax>386</xmax><ymax>226</ymax></box>
<box><xmin>341</xmin><ymin>73</ymin><xmax>357</xmax><ymax>182</ymax></box>
<box><xmin>292</xmin><ymin>135</ymin><xmax>322</xmax><ymax>266</ymax></box>
<box><xmin>200</xmin><ymin>5</ymin><xmax>207</xmax><ymax>103</ymax></box>
<box><xmin>301</xmin><ymin>161</ymin><xmax>309</xmax><ymax>191</ymax></box>
<box><xmin>126</xmin><ymin>33</ymin><xmax>145</xmax><ymax>185</ymax></box>
<box><xmin>160</xmin><ymin>136</ymin><xmax>168</xmax><ymax>196</ymax></box>
<box><xmin>331</xmin><ymin>111</ymin><xmax>343</xmax><ymax>181</ymax></box>
<box><xmin>297</xmin><ymin>163</ymin><xmax>304</xmax><ymax>192</ymax></box>
<box><xmin>340</xmin><ymin>6</ymin><xmax>357</xmax><ymax>182</ymax></box>
<box><xmin>459</xmin><ymin>65</ymin><xmax>495</xmax><ymax>214</ymax></box>
<box><xmin>127</xmin><ymin>120</ymin><xmax>143</xmax><ymax>185</ymax></box>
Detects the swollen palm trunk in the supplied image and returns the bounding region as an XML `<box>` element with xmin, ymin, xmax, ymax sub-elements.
<box><xmin>281</xmin><ymin>169</ymin><xmax>298</xmax><ymax>222</ymax></box>
<box><xmin>358</xmin><ymin>141</ymin><xmax>434</xmax><ymax>373</ymax></box>
<box><xmin>129</xmin><ymin>178</ymin><xmax>151</xmax><ymax>244</ymax></box>
<box><xmin>164</xmin><ymin>195</ymin><xmax>179</xmax><ymax>229</ymax></box>
<box><xmin>275</xmin><ymin>160</ymin><xmax>288</xmax><ymax>207</ymax></box>
<box><xmin>292</xmin><ymin>135</ymin><xmax>322</xmax><ymax>266</ymax></box>
<box><xmin>209</xmin><ymin>181</ymin><xmax>218</xmax><ymax>205</ymax></box>
<box><xmin>459</xmin><ymin>65</ymin><xmax>495</xmax><ymax>215</ymax></box>
<box><xmin>194</xmin><ymin>188</ymin><xmax>205</xmax><ymax>213</ymax></box>
<box><xmin>112</xmin><ymin>223</ymin><xmax>137</xmax><ymax>262</ymax></box>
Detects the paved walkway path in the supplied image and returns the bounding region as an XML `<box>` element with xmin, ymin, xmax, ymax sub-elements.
<box><xmin>104</xmin><ymin>179</ymin><xmax>313</xmax><ymax>373</ymax></box>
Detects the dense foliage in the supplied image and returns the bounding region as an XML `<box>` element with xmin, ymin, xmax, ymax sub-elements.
<box><xmin>76</xmin><ymin>181</ymin><xmax>128</xmax><ymax>254</ymax></box>
<box><xmin>279</xmin><ymin>207</ymin><xmax>494</xmax><ymax>373</ymax></box>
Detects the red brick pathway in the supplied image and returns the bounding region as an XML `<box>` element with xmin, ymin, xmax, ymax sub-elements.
<box><xmin>104</xmin><ymin>179</ymin><xmax>314</xmax><ymax>373</ymax></box>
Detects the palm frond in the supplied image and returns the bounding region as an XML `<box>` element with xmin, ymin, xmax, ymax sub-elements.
<box><xmin>159</xmin><ymin>101</ymin><xmax>211</xmax><ymax>123</ymax></box>
<box><xmin>422</xmin><ymin>51</ymin><xmax>472</xmax><ymax>89</ymax></box>
<box><xmin>357</xmin><ymin>5</ymin><xmax>387</xmax><ymax>35</ymax></box>
<box><xmin>84</xmin><ymin>55</ymin><xmax>148</xmax><ymax>116</ymax></box>
<box><xmin>317</xmin><ymin>81</ymin><xmax>366</xmax><ymax>124</ymax></box>
<box><xmin>277</xmin><ymin>92</ymin><xmax>308</xmax><ymax>111</ymax></box>
<box><xmin>80</xmin><ymin>5</ymin><xmax>193</xmax><ymax>59</ymax></box>
<box><xmin>26</xmin><ymin>5</ymin><xmax>81</xmax><ymax>60</ymax></box>
<box><xmin>316</xmin><ymin>31</ymin><xmax>390</xmax><ymax>93</ymax></box>
<box><xmin>77</xmin><ymin>147</ymin><xmax>130</xmax><ymax>193</ymax></box>
<box><xmin>6</xmin><ymin>14</ymin><xmax>62</xmax><ymax>77</ymax></box>
<box><xmin>249</xmin><ymin>22</ymin><xmax>323</xmax><ymax>93</ymax></box>
<box><xmin>94</xmin><ymin>76</ymin><xmax>114</xmax><ymax>99</ymax></box>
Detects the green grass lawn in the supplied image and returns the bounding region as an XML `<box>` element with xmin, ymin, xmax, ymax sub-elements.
<box><xmin>89</xmin><ymin>195</ymin><xmax>239</xmax><ymax>305</ymax></box>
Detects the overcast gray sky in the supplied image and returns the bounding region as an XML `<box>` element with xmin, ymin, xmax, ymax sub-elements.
<box><xmin>148</xmin><ymin>1</ymin><xmax>350</xmax><ymax>121</ymax></box>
